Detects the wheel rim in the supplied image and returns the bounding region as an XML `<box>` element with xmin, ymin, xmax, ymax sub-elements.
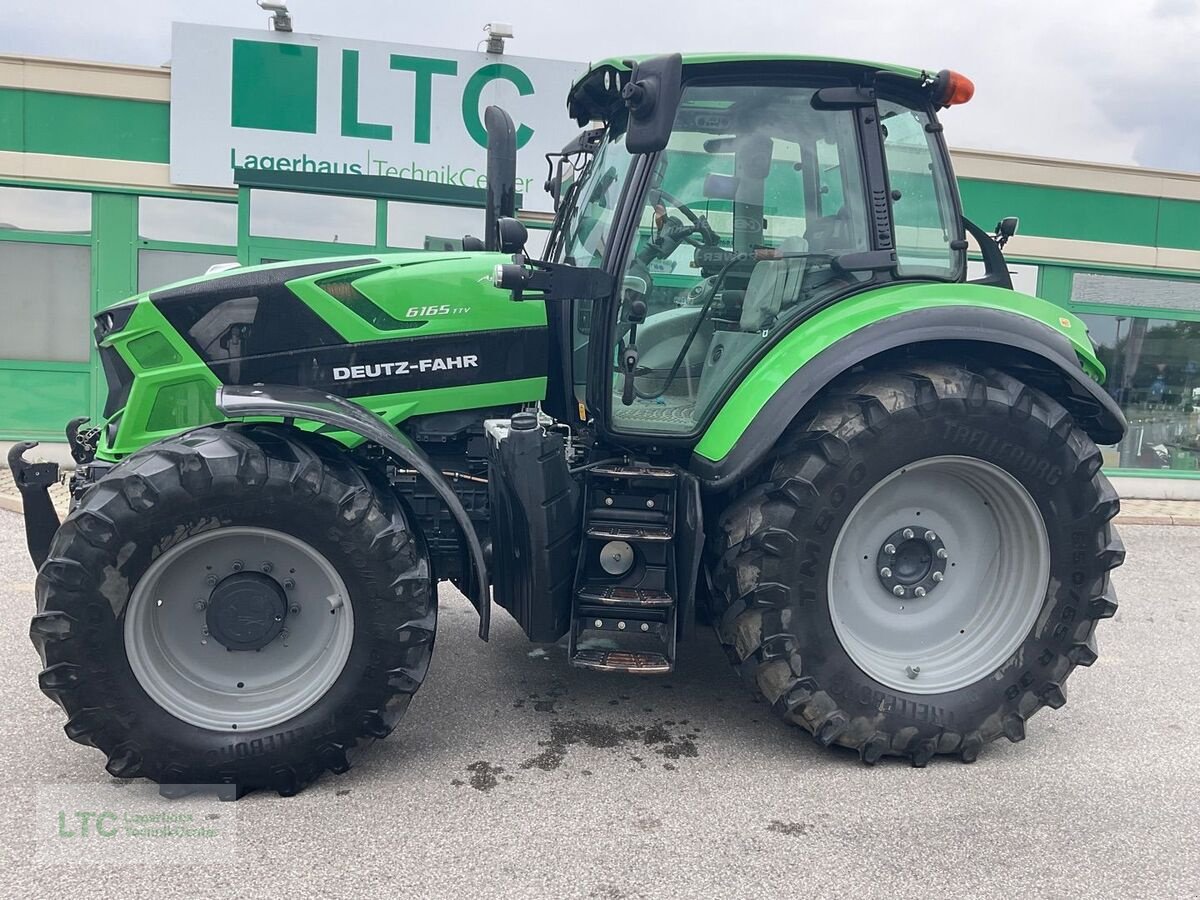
<box><xmin>125</xmin><ymin>527</ymin><xmax>354</xmax><ymax>731</ymax></box>
<box><xmin>827</xmin><ymin>455</ymin><xmax>1050</xmax><ymax>695</ymax></box>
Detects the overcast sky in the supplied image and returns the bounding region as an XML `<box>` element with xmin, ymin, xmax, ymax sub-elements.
<box><xmin>4</xmin><ymin>0</ymin><xmax>1199</xmax><ymax>173</ymax></box>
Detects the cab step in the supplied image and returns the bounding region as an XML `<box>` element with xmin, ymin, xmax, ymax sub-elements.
<box><xmin>585</xmin><ymin>524</ymin><xmax>673</xmax><ymax>542</ymax></box>
<box><xmin>569</xmin><ymin>461</ymin><xmax>685</xmax><ymax>675</ymax></box>
<box><xmin>588</xmin><ymin>464</ymin><xmax>676</xmax><ymax>480</ymax></box>
<box><xmin>571</xmin><ymin>649</ymin><xmax>672</xmax><ymax>674</ymax></box>
<box><xmin>577</xmin><ymin>584</ymin><xmax>674</xmax><ymax>608</ymax></box>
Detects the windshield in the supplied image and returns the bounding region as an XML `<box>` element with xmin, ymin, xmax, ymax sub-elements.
<box><xmin>553</xmin><ymin>129</ymin><xmax>636</xmax><ymax>267</ymax></box>
<box><xmin>609</xmin><ymin>80</ymin><xmax>873</xmax><ymax>435</ymax></box>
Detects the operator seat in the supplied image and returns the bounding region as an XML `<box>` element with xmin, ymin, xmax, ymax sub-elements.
<box><xmin>739</xmin><ymin>236</ymin><xmax>808</xmax><ymax>332</ymax></box>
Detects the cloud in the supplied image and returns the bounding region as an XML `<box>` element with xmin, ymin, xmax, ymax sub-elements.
<box><xmin>0</xmin><ymin>0</ymin><xmax>1194</xmax><ymax>173</ymax></box>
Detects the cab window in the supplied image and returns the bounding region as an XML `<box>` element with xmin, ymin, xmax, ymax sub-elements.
<box><xmin>878</xmin><ymin>98</ymin><xmax>963</xmax><ymax>279</ymax></box>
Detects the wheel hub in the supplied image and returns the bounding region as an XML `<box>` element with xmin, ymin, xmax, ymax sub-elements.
<box><xmin>875</xmin><ymin>525</ymin><xmax>948</xmax><ymax>598</ymax></box>
<box><xmin>205</xmin><ymin>572</ymin><xmax>288</xmax><ymax>651</ymax></box>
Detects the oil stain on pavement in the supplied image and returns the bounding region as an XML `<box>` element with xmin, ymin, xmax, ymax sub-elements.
<box><xmin>455</xmin><ymin>683</ymin><xmax>705</xmax><ymax>790</ymax></box>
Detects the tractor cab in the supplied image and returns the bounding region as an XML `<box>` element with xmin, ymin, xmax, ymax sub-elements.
<box><xmin>508</xmin><ymin>55</ymin><xmax>980</xmax><ymax>441</ymax></box>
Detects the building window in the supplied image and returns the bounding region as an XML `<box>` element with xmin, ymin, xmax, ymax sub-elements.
<box><xmin>0</xmin><ymin>242</ymin><xmax>91</xmax><ymax>362</ymax></box>
<box><xmin>1073</xmin><ymin>271</ymin><xmax>1200</xmax><ymax>313</ymax></box>
<box><xmin>0</xmin><ymin>186</ymin><xmax>91</xmax><ymax>234</ymax></box>
<box><xmin>138</xmin><ymin>197</ymin><xmax>236</xmax><ymax>245</ymax></box>
<box><xmin>386</xmin><ymin>201</ymin><xmax>483</xmax><ymax>250</ymax></box>
<box><xmin>1079</xmin><ymin>311</ymin><xmax>1200</xmax><ymax>471</ymax></box>
<box><xmin>138</xmin><ymin>249</ymin><xmax>239</xmax><ymax>293</ymax></box>
<box><xmin>249</xmin><ymin>190</ymin><xmax>375</xmax><ymax>245</ymax></box>
<box><xmin>1072</xmin><ymin>271</ymin><xmax>1200</xmax><ymax>472</ymax></box>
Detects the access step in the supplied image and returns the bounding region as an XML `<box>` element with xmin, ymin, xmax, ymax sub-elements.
<box><xmin>571</xmin><ymin>649</ymin><xmax>672</xmax><ymax>674</ymax></box>
<box><xmin>585</xmin><ymin>524</ymin><xmax>673</xmax><ymax>542</ymax></box>
<box><xmin>577</xmin><ymin>584</ymin><xmax>674</xmax><ymax>608</ymax></box>
<box><xmin>588</xmin><ymin>464</ymin><xmax>677</xmax><ymax>480</ymax></box>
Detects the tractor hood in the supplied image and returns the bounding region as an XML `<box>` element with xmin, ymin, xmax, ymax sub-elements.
<box><xmin>92</xmin><ymin>251</ymin><xmax>550</xmax><ymax>460</ymax></box>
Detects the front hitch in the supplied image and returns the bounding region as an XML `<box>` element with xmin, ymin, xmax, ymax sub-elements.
<box><xmin>7</xmin><ymin>442</ymin><xmax>61</xmax><ymax>569</ymax></box>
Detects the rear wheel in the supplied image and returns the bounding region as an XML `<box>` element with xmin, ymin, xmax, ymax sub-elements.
<box><xmin>31</xmin><ymin>424</ymin><xmax>435</xmax><ymax>796</ymax></box>
<box><xmin>708</xmin><ymin>360</ymin><xmax>1124</xmax><ymax>764</ymax></box>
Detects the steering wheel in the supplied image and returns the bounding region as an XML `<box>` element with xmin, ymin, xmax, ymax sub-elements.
<box><xmin>649</xmin><ymin>187</ymin><xmax>719</xmax><ymax>248</ymax></box>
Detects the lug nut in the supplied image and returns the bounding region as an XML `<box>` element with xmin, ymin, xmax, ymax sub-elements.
<box><xmin>201</xmin><ymin>626</ymin><xmax>209</xmax><ymax>636</ymax></box>
<box><xmin>617</xmin><ymin>621</ymin><xmax>627</xmax><ymax>631</ymax></box>
<box><xmin>906</xmin><ymin>665</ymin><xmax>920</xmax><ymax>679</ymax></box>
<box><xmin>893</xmin><ymin>585</ymin><xmax>905</xmax><ymax>597</ymax></box>
<box><xmin>205</xmin><ymin>574</ymin><xmax>218</xmax><ymax>586</ymax></box>
<box><xmin>914</xmin><ymin>587</ymin><xmax>927</xmax><ymax>597</ymax></box>
<box><xmin>902</xmin><ymin>528</ymin><xmax>914</xmax><ymax>540</ymax></box>
<box><xmin>925</xmin><ymin>531</ymin><xmax>937</xmax><ymax>542</ymax></box>
<box><xmin>283</xmin><ymin>578</ymin><xmax>296</xmax><ymax>590</ymax></box>
<box><xmin>880</xmin><ymin>566</ymin><xmax>892</xmax><ymax>578</ymax></box>
<box><xmin>278</xmin><ymin>628</ymin><xmax>289</xmax><ymax>641</ymax></box>
<box><xmin>884</xmin><ymin>543</ymin><xmax>896</xmax><ymax>555</ymax></box>
<box><xmin>594</xmin><ymin>619</ymin><xmax>603</xmax><ymax>628</ymax></box>
<box><xmin>289</xmin><ymin>603</ymin><xmax>301</xmax><ymax>615</ymax></box>
<box><xmin>261</xmin><ymin>561</ymin><xmax>273</xmax><ymax>574</ymax></box>
<box><xmin>231</xmin><ymin>560</ymin><xmax>244</xmax><ymax>572</ymax></box>
<box><xmin>936</xmin><ymin>548</ymin><xmax>948</xmax><ymax>560</ymax></box>
<box><xmin>932</xmin><ymin>571</ymin><xmax>944</xmax><ymax>583</ymax></box>
<box><xmin>194</xmin><ymin>599</ymin><xmax>208</xmax><ymax>611</ymax></box>
<box><xmin>640</xmin><ymin>623</ymin><xmax>649</xmax><ymax>632</ymax></box>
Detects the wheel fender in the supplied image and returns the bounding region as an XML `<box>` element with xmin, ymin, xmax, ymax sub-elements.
<box><xmin>217</xmin><ymin>384</ymin><xmax>490</xmax><ymax>639</ymax></box>
<box><xmin>691</xmin><ymin>305</ymin><xmax>1128</xmax><ymax>492</ymax></box>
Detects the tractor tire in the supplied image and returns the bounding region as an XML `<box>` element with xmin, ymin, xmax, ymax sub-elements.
<box><xmin>30</xmin><ymin>423</ymin><xmax>435</xmax><ymax>796</ymax></box>
<box><xmin>708</xmin><ymin>360</ymin><xmax>1123</xmax><ymax>765</ymax></box>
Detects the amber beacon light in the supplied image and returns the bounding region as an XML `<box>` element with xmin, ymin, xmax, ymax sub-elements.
<box><xmin>931</xmin><ymin>69</ymin><xmax>975</xmax><ymax>107</ymax></box>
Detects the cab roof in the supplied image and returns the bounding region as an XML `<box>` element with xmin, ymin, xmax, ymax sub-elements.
<box><xmin>571</xmin><ymin>53</ymin><xmax>926</xmax><ymax>91</ymax></box>
<box><xmin>567</xmin><ymin>53</ymin><xmax>933</xmax><ymax>124</ymax></box>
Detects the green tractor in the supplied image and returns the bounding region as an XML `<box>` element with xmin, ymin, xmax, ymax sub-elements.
<box><xmin>12</xmin><ymin>53</ymin><xmax>1126</xmax><ymax>795</ymax></box>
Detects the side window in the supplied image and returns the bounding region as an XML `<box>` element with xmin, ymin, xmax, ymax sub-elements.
<box><xmin>878</xmin><ymin>99</ymin><xmax>962</xmax><ymax>278</ymax></box>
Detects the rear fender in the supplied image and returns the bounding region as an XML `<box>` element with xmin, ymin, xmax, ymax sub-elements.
<box><xmin>216</xmin><ymin>384</ymin><xmax>491</xmax><ymax>639</ymax></box>
<box><xmin>691</xmin><ymin>292</ymin><xmax>1126</xmax><ymax>492</ymax></box>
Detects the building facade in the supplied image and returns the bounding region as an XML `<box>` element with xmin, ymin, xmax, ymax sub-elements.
<box><xmin>3</xmin><ymin>51</ymin><xmax>1200</xmax><ymax>488</ymax></box>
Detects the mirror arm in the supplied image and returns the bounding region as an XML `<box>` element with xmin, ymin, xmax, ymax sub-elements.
<box><xmin>494</xmin><ymin>258</ymin><xmax>614</xmax><ymax>302</ymax></box>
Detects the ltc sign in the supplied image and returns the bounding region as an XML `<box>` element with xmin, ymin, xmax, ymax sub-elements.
<box><xmin>170</xmin><ymin>23</ymin><xmax>587</xmax><ymax>211</ymax></box>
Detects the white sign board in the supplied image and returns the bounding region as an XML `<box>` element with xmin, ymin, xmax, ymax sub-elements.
<box><xmin>169</xmin><ymin>23</ymin><xmax>588</xmax><ymax>211</ymax></box>
<box><xmin>967</xmin><ymin>260</ymin><xmax>1040</xmax><ymax>297</ymax></box>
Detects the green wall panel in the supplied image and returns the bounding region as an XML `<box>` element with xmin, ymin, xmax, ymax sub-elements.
<box><xmin>960</xmin><ymin>179</ymin><xmax>1162</xmax><ymax>248</ymax></box>
<box><xmin>1156</xmin><ymin>198</ymin><xmax>1200</xmax><ymax>252</ymax></box>
<box><xmin>0</xmin><ymin>366</ymin><xmax>90</xmax><ymax>439</ymax></box>
<box><xmin>0</xmin><ymin>89</ymin><xmax>168</xmax><ymax>163</ymax></box>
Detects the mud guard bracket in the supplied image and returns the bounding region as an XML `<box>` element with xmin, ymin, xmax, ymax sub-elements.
<box><xmin>216</xmin><ymin>384</ymin><xmax>492</xmax><ymax>640</ymax></box>
<box><xmin>7</xmin><ymin>442</ymin><xmax>61</xmax><ymax>569</ymax></box>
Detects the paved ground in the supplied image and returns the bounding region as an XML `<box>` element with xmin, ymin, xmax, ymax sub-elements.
<box><xmin>0</xmin><ymin>509</ymin><xmax>1197</xmax><ymax>898</ymax></box>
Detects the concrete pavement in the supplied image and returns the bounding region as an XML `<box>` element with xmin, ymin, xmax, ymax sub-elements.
<box><xmin>0</xmin><ymin>511</ymin><xmax>1197</xmax><ymax>898</ymax></box>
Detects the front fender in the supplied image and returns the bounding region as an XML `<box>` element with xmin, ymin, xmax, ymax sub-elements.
<box><xmin>216</xmin><ymin>384</ymin><xmax>491</xmax><ymax>639</ymax></box>
<box><xmin>691</xmin><ymin>283</ymin><xmax>1126</xmax><ymax>492</ymax></box>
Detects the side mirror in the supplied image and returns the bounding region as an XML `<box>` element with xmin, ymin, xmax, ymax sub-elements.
<box><xmin>496</xmin><ymin>217</ymin><xmax>528</xmax><ymax>255</ymax></box>
<box><xmin>995</xmin><ymin>216</ymin><xmax>1019</xmax><ymax>248</ymax></box>
<box><xmin>622</xmin><ymin>53</ymin><xmax>683</xmax><ymax>154</ymax></box>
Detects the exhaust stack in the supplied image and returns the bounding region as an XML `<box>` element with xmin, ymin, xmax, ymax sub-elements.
<box><xmin>484</xmin><ymin>105</ymin><xmax>517</xmax><ymax>251</ymax></box>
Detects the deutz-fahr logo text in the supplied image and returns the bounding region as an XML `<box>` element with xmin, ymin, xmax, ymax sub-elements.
<box><xmin>332</xmin><ymin>355</ymin><xmax>479</xmax><ymax>381</ymax></box>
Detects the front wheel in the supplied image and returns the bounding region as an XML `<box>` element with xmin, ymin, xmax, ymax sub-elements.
<box><xmin>31</xmin><ymin>424</ymin><xmax>435</xmax><ymax>796</ymax></box>
<box><xmin>708</xmin><ymin>360</ymin><xmax>1124</xmax><ymax>765</ymax></box>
